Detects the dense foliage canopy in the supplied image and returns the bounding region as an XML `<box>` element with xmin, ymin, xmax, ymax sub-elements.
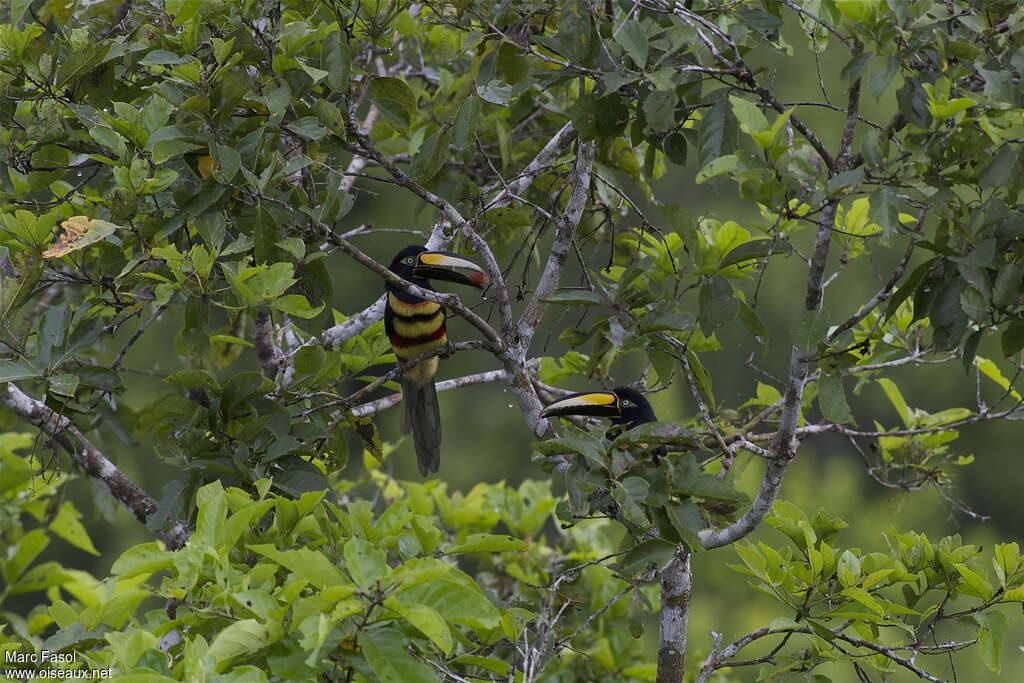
<box><xmin>1</xmin><ymin>0</ymin><xmax>1024</xmax><ymax>681</ymax></box>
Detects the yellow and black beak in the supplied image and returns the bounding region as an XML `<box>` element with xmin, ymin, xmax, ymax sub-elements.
<box><xmin>414</xmin><ymin>251</ymin><xmax>489</xmax><ymax>288</ymax></box>
<box><xmin>541</xmin><ymin>391</ymin><xmax>621</xmax><ymax>419</ymax></box>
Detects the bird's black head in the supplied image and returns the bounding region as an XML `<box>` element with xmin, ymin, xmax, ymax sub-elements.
<box><xmin>610</xmin><ymin>386</ymin><xmax>656</xmax><ymax>429</ymax></box>
<box><xmin>541</xmin><ymin>385</ymin><xmax>657</xmax><ymax>430</ymax></box>
<box><xmin>389</xmin><ymin>245</ymin><xmax>430</xmax><ymax>286</ymax></box>
<box><xmin>388</xmin><ymin>245</ymin><xmax>489</xmax><ymax>290</ymax></box>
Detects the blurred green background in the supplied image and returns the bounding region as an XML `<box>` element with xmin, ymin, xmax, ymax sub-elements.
<box><xmin>12</xmin><ymin>13</ymin><xmax>1022</xmax><ymax>682</ymax></box>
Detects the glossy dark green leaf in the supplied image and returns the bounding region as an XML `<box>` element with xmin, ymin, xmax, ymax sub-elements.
<box><xmin>699</xmin><ymin>275</ymin><xmax>738</xmax><ymax>333</ymax></box>
<box><xmin>616</xmin><ymin>20</ymin><xmax>648</xmax><ymax>68</ymax></box>
<box><xmin>0</xmin><ymin>360</ymin><xmax>39</xmax><ymax>382</ymax></box>
<box><xmin>993</xmin><ymin>263</ymin><xmax>1021</xmax><ymax>309</ymax></box>
<box><xmin>555</xmin><ymin>0</ymin><xmax>595</xmax><ymax>65</ymax></box>
<box><xmin>322</xmin><ymin>32</ymin><xmax>351</xmax><ymax>92</ymax></box>
<box><xmin>371</xmin><ymin>77</ymin><xmax>416</xmax><ymax>128</ymax></box>
<box><xmin>663</xmin><ymin>133</ymin><xmax>688</xmax><ymax>165</ymax></box>
<box><xmin>409</xmin><ymin>126</ymin><xmax>451</xmax><ymax>183</ymax></box>
<box><xmin>1001</xmin><ymin>320</ymin><xmax>1024</xmax><ymax>358</ymax></box>
<box><xmin>884</xmin><ymin>257</ymin><xmax>939</xmax><ymax>322</ymax></box>
<box><xmin>643</xmin><ymin>90</ymin><xmax>676</xmax><ymax>134</ymax></box>
<box><xmin>452</xmin><ymin>96</ymin><xmax>481</xmax><ymax>154</ymax></box>
<box><xmin>719</xmin><ymin>239</ymin><xmax>792</xmax><ymax>269</ymax></box>
<box><xmin>979</xmin><ymin>145</ymin><xmax>1018</xmax><ymax>189</ymax></box>
<box><xmin>617</xmin><ymin>538</ymin><xmax>676</xmax><ymax>575</ymax></box>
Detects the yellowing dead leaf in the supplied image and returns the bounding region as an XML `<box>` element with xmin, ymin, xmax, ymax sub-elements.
<box><xmin>42</xmin><ymin>216</ymin><xmax>118</xmax><ymax>258</ymax></box>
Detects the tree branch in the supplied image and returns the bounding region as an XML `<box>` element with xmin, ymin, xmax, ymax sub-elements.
<box><xmin>656</xmin><ymin>548</ymin><xmax>692</xmax><ymax>683</ymax></box>
<box><xmin>0</xmin><ymin>382</ymin><xmax>189</xmax><ymax>549</ymax></box>
<box><xmin>350</xmin><ymin>369</ymin><xmax>509</xmax><ymax>418</ymax></box>
<box><xmin>517</xmin><ymin>140</ymin><xmax>595</xmax><ymax>346</ymax></box>
<box><xmin>254</xmin><ymin>311</ymin><xmax>283</xmax><ymax>379</ymax></box>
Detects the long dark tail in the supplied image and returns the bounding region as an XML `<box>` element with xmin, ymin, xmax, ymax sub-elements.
<box><xmin>401</xmin><ymin>376</ymin><xmax>441</xmax><ymax>476</ymax></box>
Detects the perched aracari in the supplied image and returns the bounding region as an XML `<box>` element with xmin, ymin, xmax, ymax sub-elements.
<box><xmin>541</xmin><ymin>386</ymin><xmax>656</xmax><ymax>431</ymax></box>
<box><xmin>385</xmin><ymin>245</ymin><xmax>488</xmax><ymax>476</ymax></box>
<box><xmin>541</xmin><ymin>386</ymin><xmax>667</xmax><ymax>461</ymax></box>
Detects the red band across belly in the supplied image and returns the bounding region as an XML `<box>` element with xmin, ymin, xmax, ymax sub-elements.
<box><xmin>389</xmin><ymin>326</ymin><xmax>447</xmax><ymax>348</ymax></box>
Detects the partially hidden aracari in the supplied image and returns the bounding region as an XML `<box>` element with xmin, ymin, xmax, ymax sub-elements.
<box><xmin>541</xmin><ymin>386</ymin><xmax>667</xmax><ymax>460</ymax></box>
<box><xmin>385</xmin><ymin>245</ymin><xmax>488</xmax><ymax>476</ymax></box>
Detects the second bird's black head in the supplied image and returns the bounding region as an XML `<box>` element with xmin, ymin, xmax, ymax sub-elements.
<box><xmin>388</xmin><ymin>245</ymin><xmax>489</xmax><ymax>292</ymax></box>
<box><xmin>541</xmin><ymin>386</ymin><xmax>656</xmax><ymax>431</ymax></box>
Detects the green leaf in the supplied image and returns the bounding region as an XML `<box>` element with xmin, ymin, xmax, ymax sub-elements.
<box><xmin>670</xmin><ymin>457</ymin><xmax>747</xmax><ymax>503</ymax></box>
<box><xmin>371</xmin><ymin>77</ymin><xmax>417</xmax><ymax>129</ymax></box>
<box><xmin>49</xmin><ymin>503</ymin><xmax>99</xmax><ymax>555</ymax></box>
<box><xmin>1001</xmin><ymin>320</ymin><xmax>1024</xmax><ymax>358</ymax></box>
<box><xmin>663</xmin><ymin>133</ymin><xmax>688</xmax><ymax>165</ymax></box>
<box><xmin>868</xmin><ymin>187</ymin><xmax>899</xmax><ymax>245</ymax></box>
<box><xmin>110</xmin><ymin>543</ymin><xmax>174</xmax><ymax>579</ymax></box>
<box><xmin>684</xmin><ymin>347</ymin><xmax>715</xmax><ymax>409</ymax></box>
<box><xmin>616</xmin><ymin>20</ymin><xmax>648</xmax><ymax>68</ymax></box>
<box><xmin>974</xmin><ymin>356</ymin><xmax>1022</xmax><ymax>401</ymax></box>
<box><xmin>644</xmin><ymin>90</ymin><xmax>676</xmax><ymax>133</ymax></box>
<box><xmin>322</xmin><ymin>32</ymin><xmax>351</xmax><ymax>92</ymax></box>
<box><xmin>0</xmin><ymin>360</ymin><xmax>39</xmax><ymax>382</ymax></box>
<box><xmin>139</xmin><ymin>50</ymin><xmax>191</xmax><ymax>66</ymax></box>
<box><xmin>730</xmin><ymin>96</ymin><xmax>768</xmax><ymax>136</ymax></box>
<box><xmin>343</xmin><ymin>537</ymin><xmax>388</xmax><ymax>588</ymax></box>
<box><xmin>617</xmin><ymin>538</ymin><xmax>676</xmax><ymax>575</ymax></box>
<box><xmin>207</xmin><ymin>619</ymin><xmax>282</xmax><ymax>673</ymax></box>
<box><xmin>841</xmin><ymin>586</ymin><xmax>885</xmax><ymax>616</ymax></box>
<box><xmin>699</xmin><ymin>95</ymin><xmax>738</xmax><ymax>169</ymax></box>
<box><xmin>954</xmin><ymin>563</ymin><xmax>994</xmax><ymax>600</ymax></box>
<box><xmin>840</xmin><ymin>52</ymin><xmax>873</xmax><ymax>81</ymax></box>
<box><xmin>409</xmin><ymin>126</ymin><xmax>451</xmax><ymax>182</ymax></box>
<box><xmin>383</xmin><ymin>598</ymin><xmax>453</xmax><ymax>654</ymax></box>
<box><xmin>993</xmin><ymin>263</ymin><xmax>1022</xmax><ymax>309</ymax></box>
<box><xmin>818</xmin><ymin>374</ymin><xmax>853</xmax><ymax>424</ymax></box>
<box><xmin>976</xmin><ymin>611</ymin><xmax>1009</xmax><ymax>673</ymax></box>
<box><xmin>2</xmin><ymin>529</ymin><xmax>48</xmax><ymax>584</ymax></box>
<box><xmin>876</xmin><ymin>378</ymin><xmax>912</xmax><ymax>428</ymax></box>
<box><xmin>477</xmin><ymin>79</ymin><xmax>512</xmax><ymax>106</ymax></box>
<box><xmin>665</xmin><ymin>500</ymin><xmax>705</xmax><ymax>550</ymax></box>
<box><xmin>695</xmin><ymin>154</ymin><xmax>737</xmax><ymax>184</ymax></box>
<box><xmin>452</xmin><ymin>96</ymin><xmax>481</xmax><ymax>155</ymax></box>
<box><xmin>979</xmin><ymin>144</ymin><xmax>1018</xmax><ymax>189</ymax></box>
<box><xmin>612</xmin><ymin>478</ymin><xmax>650</xmax><ymax>529</ymax></box>
<box><xmin>271</xmin><ymin>294</ymin><xmax>324</xmax><ymax>319</ymax></box>
<box><xmin>699</xmin><ymin>275</ymin><xmax>738</xmax><ymax>333</ymax></box>
<box><xmin>248</xmin><ymin>544</ymin><xmax>349</xmax><ymax>589</ymax></box>
<box><xmin>285</xmin><ymin>117</ymin><xmax>326</xmax><ymax>141</ymax></box>
<box><xmin>719</xmin><ymin>239</ymin><xmax>793</xmax><ymax>269</ymax></box>
<box><xmin>395</xmin><ymin>576</ymin><xmax>501</xmax><ymax>631</ymax></box>
<box><xmin>362</xmin><ymin>627</ymin><xmax>435</xmax><ymax>683</ymax></box>
<box><xmin>540</xmin><ymin>289</ymin><xmax>609</xmax><ymax>306</ymax></box>
<box><xmin>446</xmin><ymin>533</ymin><xmax>527</xmax><ymax>554</ymax></box>
<box><xmin>555</xmin><ymin>0</ymin><xmax>595</xmax><ymax>65</ymax></box>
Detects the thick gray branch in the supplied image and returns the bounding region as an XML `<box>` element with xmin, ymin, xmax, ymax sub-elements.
<box><xmin>254</xmin><ymin>311</ymin><xmax>283</xmax><ymax>379</ymax></box>
<box><xmin>656</xmin><ymin>549</ymin><xmax>692</xmax><ymax>683</ymax></box>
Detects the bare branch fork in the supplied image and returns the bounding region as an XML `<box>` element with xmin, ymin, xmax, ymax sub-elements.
<box><xmin>280</xmin><ymin>121</ymin><xmax>577</xmax><ymax>372</ymax></box>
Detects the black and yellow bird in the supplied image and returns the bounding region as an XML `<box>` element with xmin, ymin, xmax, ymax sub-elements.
<box><xmin>541</xmin><ymin>386</ymin><xmax>657</xmax><ymax>434</ymax></box>
<box><xmin>385</xmin><ymin>245</ymin><xmax>488</xmax><ymax>476</ymax></box>
<box><xmin>541</xmin><ymin>386</ymin><xmax>673</xmax><ymax>462</ymax></box>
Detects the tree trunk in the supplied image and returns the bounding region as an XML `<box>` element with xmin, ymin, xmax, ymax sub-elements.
<box><xmin>656</xmin><ymin>548</ymin><xmax>692</xmax><ymax>683</ymax></box>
